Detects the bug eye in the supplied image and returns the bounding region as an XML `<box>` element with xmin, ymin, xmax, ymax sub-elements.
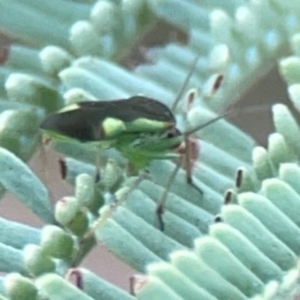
<box><xmin>166</xmin><ymin>131</ymin><xmax>175</xmax><ymax>138</ymax></box>
<box><xmin>166</xmin><ymin>128</ymin><xmax>181</xmax><ymax>138</ymax></box>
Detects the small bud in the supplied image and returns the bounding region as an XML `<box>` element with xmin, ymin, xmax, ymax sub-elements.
<box><xmin>90</xmin><ymin>1</ymin><xmax>120</xmax><ymax>35</ymax></box>
<box><xmin>75</xmin><ymin>173</ymin><xmax>95</xmax><ymax>206</ymax></box>
<box><xmin>5</xmin><ymin>273</ymin><xmax>38</xmax><ymax>300</ymax></box>
<box><xmin>5</xmin><ymin>73</ymin><xmax>60</xmax><ymax>112</ymax></box>
<box><xmin>210</xmin><ymin>10</ymin><xmax>232</xmax><ymax>43</ymax></box>
<box><xmin>23</xmin><ymin>245</ymin><xmax>55</xmax><ymax>276</ymax></box>
<box><xmin>39</xmin><ymin>46</ymin><xmax>72</xmax><ymax>76</ymax></box>
<box><xmin>209</xmin><ymin>44</ymin><xmax>230</xmax><ymax>71</ymax></box>
<box><xmin>101</xmin><ymin>159</ymin><xmax>124</xmax><ymax>192</ymax></box>
<box><xmin>55</xmin><ymin>196</ymin><xmax>79</xmax><ymax>226</ymax></box>
<box><xmin>63</xmin><ymin>88</ymin><xmax>96</xmax><ymax>106</ymax></box>
<box><xmin>67</xmin><ymin>210</ymin><xmax>89</xmax><ymax>237</ymax></box>
<box><xmin>70</xmin><ymin>21</ymin><xmax>102</xmax><ymax>56</ymax></box>
<box><xmin>40</xmin><ymin>225</ymin><xmax>74</xmax><ymax>260</ymax></box>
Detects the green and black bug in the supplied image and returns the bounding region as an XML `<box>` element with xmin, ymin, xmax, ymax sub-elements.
<box><xmin>40</xmin><ymin>59</ymin><xmax>225</xmax><ymax>231</ymax></box>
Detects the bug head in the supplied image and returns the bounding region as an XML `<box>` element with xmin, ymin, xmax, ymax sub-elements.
<box><xmin>162</xmin><ymin>126</ymin><xmax>183</xmax><ymax>149</ymax></box>
<box><xmin>126</xmin><ymin>125</ymin><xmax>183</xmax><ymax>153</ymax></box>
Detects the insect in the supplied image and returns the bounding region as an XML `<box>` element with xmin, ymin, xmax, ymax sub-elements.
<box><xmin>40</xmin><ymin>58</ymin><xmax>225</xmax><ymax>231</ymax></box>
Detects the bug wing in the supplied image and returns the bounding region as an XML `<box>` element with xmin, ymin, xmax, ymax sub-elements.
<box><xmin>78</xmin><ymin>96</ymin><xmax>175</xmax><ymax>123</ymax></box>
<box><xmin>40</xmin><ymin>97</ymin><xmax>175</xmax><ymax>142</ymax></box>
<box><xmin>123</xmin><ymin>96</ymin><xmax>175</xmax><ymax>123</ymax></box>
<box><xmin>40</xmin><ymin>105</ymin><xmax>105</xmax><ymax>142</ymax></box>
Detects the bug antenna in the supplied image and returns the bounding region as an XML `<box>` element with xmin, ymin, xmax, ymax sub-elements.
<box><xmin>171</xmin><ymin>55</ymin><xmax>200</xmax><ymax>112</ymax></box>
<box><xmin>185</xmin><ymin>103</ymin><xmax>272</xmax><ymax>136</ymax></box>
<box><xmin>186</xmin><ymin>112</ymin><xmax>231</xmax><ymax>136</ymax></box>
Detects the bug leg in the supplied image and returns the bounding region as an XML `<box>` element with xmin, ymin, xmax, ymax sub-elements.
<box><xmin>156</xmin><ymin>134</ymin><xmax>202</xmax><ymax>231</ymax></box>
<box><xmin>186</xmin><ymin>176</ymin><xmax>203</xmax><ymax>195</ymax></box>
<box><xmin>94</xmin><ymin>153</ymin><xmax>101</xmax><ymax>182</ymax></box>
<box><xmin>183</xmin><ymin>133</ymin><xmax>203</xmax><ymax>195</ymax></box>
<box><xmin>156</xmin><ymin>163</ymin><xmax>181</xmax><ymax>231</ymax></box>
<box><xmin>156</xmin><ymin>204</ymin><xmax>164</xmax><ymax>231</ymax></box>
<box><xmin>84</xmin><ymin>171</ymin><xmax>148</xmax><ymax>239</ymax></box>
<box><xmin>129</xmin><ymin>276</ymin><xmax>135</xmax><ymax>296</ymax></box>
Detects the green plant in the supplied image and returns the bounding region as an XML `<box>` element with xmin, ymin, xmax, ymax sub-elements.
<box><xmin>1</xmin><ymin>0</ymin><xmax>300</xmax><ymax>299</ymax></box>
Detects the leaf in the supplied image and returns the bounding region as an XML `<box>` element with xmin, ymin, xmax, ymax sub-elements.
<box><xmin>0</xmin><ymin>147</ymin><xmax>53</xmax><ymax>223</ymax></box>
<box><xmin>1</xmin><ymin>1</ymin><xmax>300</xmax><ymax>300</ymax></box>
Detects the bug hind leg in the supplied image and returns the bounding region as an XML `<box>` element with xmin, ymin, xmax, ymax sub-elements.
<box><xmin>155</xmin><ymin>160</ymin><xmax>203</xmax><ymax>232</ymax></box>
<box><xmin>184</xmin><ymin>137</ymin><xmax>203</xmax><ymax>196</ymax></box>
<box><xmin>156</xmin><ymin>162</ymin><xmax>181</xmax><ymax>231</ymax></box>
<box><xmin>156</xmin><ymin>137</ymin><xmax>203</xmax><ymax>231</ymax></box>
<box><xmin>186</xmin><ymin>175</ymin><xmax>203</xmax><ymax>196</ymax></box>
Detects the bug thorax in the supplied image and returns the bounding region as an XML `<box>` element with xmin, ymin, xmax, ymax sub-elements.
<box><xmin>115</xmin><ymin>125</ymin><xmax>182</xmax><ymax>152</ymax></box>
<box><xmin>112</xmin><ymin>126</ymin><xmax>183</xmax><ymax>170</ymax></box>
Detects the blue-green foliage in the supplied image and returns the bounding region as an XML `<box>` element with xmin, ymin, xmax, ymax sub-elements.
<box><xmin>0</xmin><ymin>1</ymin><xmax>300</xmax><ymax>299</ymax></box>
